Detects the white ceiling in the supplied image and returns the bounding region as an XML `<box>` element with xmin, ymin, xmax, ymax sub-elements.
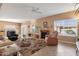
<box><xmin>0</xmin><ymin>3</ymin><xmax>75</xmax><ymax>23</ymax></box>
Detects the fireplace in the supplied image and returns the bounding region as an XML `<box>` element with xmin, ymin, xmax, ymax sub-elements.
<box><xmin>41</xmin><ymin>30</ymin><xmax>49</xmax><ymax>39</ymax></box>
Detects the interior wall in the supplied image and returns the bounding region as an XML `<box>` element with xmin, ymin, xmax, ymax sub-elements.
<box><xmin>35</xmin><ymin>11</ymin><xmax>76</xmax><ymax>44</ymax></box>
<box><xmin>21</xmin><ymin>21</ymin><xmax>31</xmax><ymax>37</ymax></box>
<box><xmin>36</xmin><ymin>11</ymin><xmax>74</xmax><ymax>32</ymax></box>
<box><xmin>0</xmin><ymin>21</ymin><xmax>21</xmax><ymax>36</ymax></box>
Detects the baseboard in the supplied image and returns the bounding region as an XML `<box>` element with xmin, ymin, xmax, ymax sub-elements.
<box><xmin>58</xmin><ymin>40</ymin><xmax>76</xmax><ymax>45</ymax></box>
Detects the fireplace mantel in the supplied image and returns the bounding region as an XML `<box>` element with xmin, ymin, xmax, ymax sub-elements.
<box><xmin>40</xmin><ymin>29</ymin><xmax>50</xmax><ymax>32</ymax></box>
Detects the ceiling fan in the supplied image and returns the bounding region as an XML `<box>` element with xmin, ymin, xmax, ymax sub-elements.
<box><xmin>31</xmin><ymin>7</ymin><xmax>42</xmax><ymax>14</ymax></box>
<box><xmin>74</xmin><ymin>3</ymin><xmax>79</xmax><ymax>15</ymax></box>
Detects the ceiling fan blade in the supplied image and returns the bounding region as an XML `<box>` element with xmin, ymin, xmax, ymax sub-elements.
<box><xmin>74</xmin><ymin>3</ymin><xmax>79</xmax><ymax>15</ymax></box>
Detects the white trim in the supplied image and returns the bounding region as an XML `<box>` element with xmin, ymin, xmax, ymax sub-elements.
<box><xmin>58</xmin><ymin>40</ymin><xmax>76</xmax><ymax>45</ymax></box>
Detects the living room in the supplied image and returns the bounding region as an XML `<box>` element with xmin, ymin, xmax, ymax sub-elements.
<box><xmin>0</xmin><ymin>3</ymin><xmax>78</xmax><ymax>56</ymax></box>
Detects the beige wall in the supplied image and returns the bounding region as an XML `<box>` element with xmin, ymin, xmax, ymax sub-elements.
<box><xmin>0</xmin><ymin>21</ymin><xmax>21</xmax><ymax>36</ymax></box>
<box><xmin>36</xmin><ymin>11</ymin><xmax>74</xmax><ymax>32</ymax></box>
<box><xmin>34</xmin><ymin>11</ymin><xmax>76</xmax><ymax>44</ymax></box>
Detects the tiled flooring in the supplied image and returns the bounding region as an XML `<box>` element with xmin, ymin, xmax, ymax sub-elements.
<box><xmin>32</xmin><ymin>42</ymin><xmax>76</xmax><ymax>56</ymax></box>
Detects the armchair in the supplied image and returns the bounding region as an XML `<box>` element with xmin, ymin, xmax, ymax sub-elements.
<box><xmin>45</xmin><ymin>31</ymin><xmax>58</xmax><ymax>46</ymax></box>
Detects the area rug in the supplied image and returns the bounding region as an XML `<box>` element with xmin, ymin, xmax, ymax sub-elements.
<box><xmin>18</xmin><ymin>39</ymin><xmax>46</xmax><ymax>56</ymax></box>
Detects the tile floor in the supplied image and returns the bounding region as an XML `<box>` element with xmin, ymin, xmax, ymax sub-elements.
<box><xmin>32</xmin><ymin>42</ymin><xmax>76</xmax><ymax>56</ymax></box>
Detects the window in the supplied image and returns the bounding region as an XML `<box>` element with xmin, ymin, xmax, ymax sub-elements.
<box><xmin>54</xmin><ymin>18</ymin><xmax>77</xmax><ymax>37</ymax></box>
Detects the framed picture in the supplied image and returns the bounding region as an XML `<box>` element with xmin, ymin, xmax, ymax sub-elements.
<box><xmin>43</xmin><ymin>22</ymin><xmax>48</xmax><ymax>28</ymax></box>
